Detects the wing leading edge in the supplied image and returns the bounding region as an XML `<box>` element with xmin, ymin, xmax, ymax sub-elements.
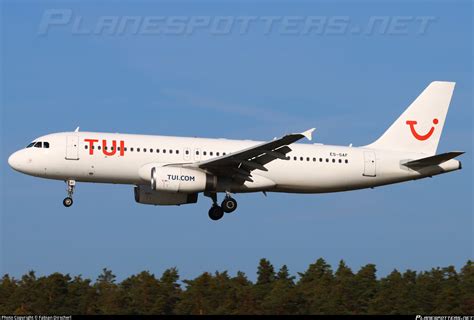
<box><xmin>184</xmin><ymin>128</ymin><xmax>316</xmax><ymax>182</ymax></box>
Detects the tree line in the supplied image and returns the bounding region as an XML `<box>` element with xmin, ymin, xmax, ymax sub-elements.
<box><xmin>1</xmin><ymin>259</ymin><xmax>472</xmax><ymax>315</ymax></box>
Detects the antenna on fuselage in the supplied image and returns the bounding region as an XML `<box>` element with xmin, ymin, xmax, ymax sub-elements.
<box><xmin>74</xmin><ymin>127</ymin><xmax>80</xmax><ymax>132</ymax></box>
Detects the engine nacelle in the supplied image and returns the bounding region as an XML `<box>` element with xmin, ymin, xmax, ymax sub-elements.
<box><xmin>134</xmin><ymin>185</ymin><xmax>198</xmax><ymax>206</ymax></box>
<box><xmin>151</xmin><ymin>166</ymin><xmax>216</xmax><ymax>193</ymax></box>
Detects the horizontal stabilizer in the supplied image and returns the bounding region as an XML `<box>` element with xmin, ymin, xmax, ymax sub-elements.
<box><xmin>403</xmin><ymin>151</ymin><xmax>464</xmax><ymax>168</ymax></box>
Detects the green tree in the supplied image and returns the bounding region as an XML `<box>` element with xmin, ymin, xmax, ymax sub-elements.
<box><xmin>66</xmin><ymin>275</ymin><xmax>98</xmax><ymax>314</ymax></box>
<box><xmin>433</xmin><ymin>266</ymin><xmax>462</xmax><ymax>313</ymax></box>
<box><xmin>261</xmin><ymin>265</ymin><xmax>299</xmax><ymax>314</ymax></box>
<box><xmin>327</xmin><ymin>260</ymin><xmax>356</xmax><ymax>314</ymax></box>
<box><xmin>296</xmin><ymin>258</ymin><xmax>334</xmax><ymax>314</ymax></box>
<box><xmin>353</xmin><ymin>263</ymin><xmax>377</xmax><ymax>314</ymax></box>
<box><xmin>35</xmin><ymin>273</ymin><xmax>72</xmax><ymax>314</ymax></box>
<box><xmin>120</xmin><ymin>271</ymin><xmax>161</xmax><ymax>314</ymax></box>
<box><xmin>369</xmin><ymin>269</ymin><xmax>416</xmax><ymax>314</ymax></box>
<box><xmin>0</xmin><ymin>274</ymin><xmax>18</xmax><ymax>313</ymax></box>
<box><xmin>226</xmin><ymin>271</ymin><xmax>257</xmax><ymax>315</ymax></box>
<box><xmin>95</xmin><ymin>268</ymin><xmax>123</xmax><ymax>314</ymax></box>
<box><xmin>174</xmin><ymin>272</ymin><xmax>214</xmax><ymax>315</ymax></box>
<box><xmin>153</xmin><ymin>268</ymin><xmax>181</xmax><ymax>315</ymax></box>
<box><xmin>253</xmin><ymin>258</ymin><xmax>276</xmax><ymax>314</ymax></box>
<box><xmin>11</xmin><ymin>271</ymin><xmax>38</xmax><ymax>314</ymax></box>
<box><xmin>459</xmin><ymin>260</ymin><xmax>474</xmax><ymax>314</ymax></box>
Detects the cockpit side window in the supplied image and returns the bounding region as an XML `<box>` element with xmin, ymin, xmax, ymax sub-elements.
<box><xmin>44</xmin><ymin>142</ymin><xmax>50</xmax><ymax>148</ymax></box>
<box><xmin>26</xmin><ymin>142</ymin><xmax>35</xmax><ymax>148</ymax></box>
<box><xmin>34</xmin><ymin>142</ymin><xmax>43</xmax><ymax>148</ymax></box>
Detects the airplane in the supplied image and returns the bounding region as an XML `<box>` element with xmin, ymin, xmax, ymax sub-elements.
<box><xmin>8</xmin><ymin>81</ymin><xmax>464</xmax><ymax>221</ymax></box>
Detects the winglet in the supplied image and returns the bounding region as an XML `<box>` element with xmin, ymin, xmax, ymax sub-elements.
<box><xmin>301</xmin><ymin>128</ymin><xmax>316</xmax><ymax>141</ymax></box>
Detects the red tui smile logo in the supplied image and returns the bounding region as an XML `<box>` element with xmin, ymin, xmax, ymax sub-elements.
<box><xmin>406</xmin><ymin>118</ymin><xmax>439</xmax><ymax>141</ymax></box>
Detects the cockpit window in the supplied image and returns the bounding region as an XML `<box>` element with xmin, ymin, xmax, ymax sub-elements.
<box><xmin>34</xmin><ymin>142</ymin><xmax>42</xmax><ymax>148</ymax></box>
<box><xmin>26</xmin><ymin>142</ymin><xmax>35</xmax><ymax>148</ymax></box>
<box><xmin>44</xmin><ymin>142</ymin><xmax>50</xmax><ymax>148</ymax></box>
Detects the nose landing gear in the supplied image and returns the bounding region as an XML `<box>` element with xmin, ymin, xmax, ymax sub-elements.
<box><xmin>205</xmin><ymin>192</ymin><xmax>238</xmax><ymax>220</ymax></box>
<box><xmin>63</xmin><ymin>179</ymin><xmax>75</xmax><ymax>207</ymax></box>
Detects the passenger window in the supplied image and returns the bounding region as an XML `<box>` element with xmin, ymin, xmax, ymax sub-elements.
<box><xmin>185</xmin><ymin>150</ymin><xmax>189</xmax><ymax>155</ymax></box>
<box><xmin>130</xmin><ymin>147</ymin><xmax>134</xmax><ymax>151</ymax></box>
<box><xmin>137</xmin><ymin>148</ymin><xmax>140</xmax><ymax>152</ymax></box>
<box><xmin>332</xmin><ymin>159</ymin><xmax>336</xmax><ymax>163</ymax></box>
<box><xmin>169</xmin><ymin>150</ymin><xmax>173</xmax><ymax>154</ymax></box>
<box><xmin>216</xmin><ymin>152</ymin><xmax>220</xmax><ymax>156</ymax></box>
<box><xmin>176</xmin><ymin>150</ymin><xmax>179</xmax><ymax>154</ymax></box>
<box><xmin>319</xmin><ymin>158</ymin><xmax>323</xmax><ymax>162</ymax></box>
<box><xmin>210</xmin><ymin>152</ymin><xmax>213</xmax><ymax>156</ymax></box>
<box><xmin>34</xmin><ymin>142</ymin><xmax>42</xmax><ymax>148</ymax></box>
<box><xmin>144</xmin><ymin>148</ymin><xmax>147</xmax><ymax>152</ymax></box>
<box><xmin>124</xmin><ymin>147</ymin><xmax>127</xmax><ymax>151</ymax></box>
<box><xmin>326</xmin><ymin>158</ymin><xmax>329</xmax><ymax>162</ymax></box>
<box><xmin>85</xmin><ymin>145</ymin><xmax>88</xmax><ymax>149</ymax></box>
<box><xmin>345</xmin><ymin>159</ymin><xmax>348</xmax><ymax>164</ymax></box>
<box><xmin>98</xmin><ymin>146</ymin><xmax>101</xmax><ymax>150</ymax></box>
<box><xmin>223</xmin><ymin>152</ymin><xmax>226</xmax><ymax>155</ymax></box>
<box><xmin>338</xmin><ymin>159</ymin><xmax>342</xmax><ymax>163</ymax></box>
<box><xmin>203</xmin><ymin>151</ymin><xmax>207</xmax><ymax>156</ymax></box>
<box><xmin>313</xmin><ymin>157</ymin><xmax>316</xmax><ymax>162</ymax></box>
<box><xmin>306</xmin><ymin>157</ymin><xmax>310</xmax><ymax>161</ymax></box>
<box><xmin>150</xmin><ymin>149</ymin><xmax>153</xmax><ymax>153</ymax></box>
<box><xmin>300</xmin><ymin>157</ymin><xmax>303</xmax><ymax>161</ymax></box>
<box><xmin>156</xmin><ymin>149</ymin><xmax>160</xmax><ymax>153</ymax></box>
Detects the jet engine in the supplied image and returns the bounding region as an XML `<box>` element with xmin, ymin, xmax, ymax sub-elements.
<box><xmin>150</xmin><ymin>166</ymin><xmax>216</xmax><ymax>193</ymax></box>
<box><xmin>134</xmin><ymin>185</ymin><xmax>198</xmax><ymax>205</ymax></box>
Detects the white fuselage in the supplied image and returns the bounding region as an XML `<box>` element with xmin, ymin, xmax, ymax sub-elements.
<box><xmin>8</xmin><ymin>131</ymin><xmax>461</xmax><ymax>195</ymax></box>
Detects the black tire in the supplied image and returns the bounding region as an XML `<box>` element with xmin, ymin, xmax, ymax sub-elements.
<box><xmin>208</xmin><ymin>205</ymin><xmax>224</xmax><ymax>220</ymax></box>
<box><xmin>63</xmin><ymin>197</ymin><xmax>73</xmax><ymax>207</ymax></box>
<box><xmin>222</xmin><ymin>197</ymin><xmax>238</xmax><ymax>213</ymax></box>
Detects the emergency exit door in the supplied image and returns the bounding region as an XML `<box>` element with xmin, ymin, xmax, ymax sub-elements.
<box><xmin>66</xmin><ymin>136</ymin><xmax>79</xmax><ymax>160</ymax></box>
<box><xmin>363</xmin><ymin>151</ymin><xmax>376</xmax><ymax>177</ymax></box>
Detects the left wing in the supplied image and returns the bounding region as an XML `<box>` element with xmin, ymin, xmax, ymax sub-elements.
<box><xmin>183</xmin><ymin>128</ymin><xmax>315</xmax><ymax>182</ymax></box>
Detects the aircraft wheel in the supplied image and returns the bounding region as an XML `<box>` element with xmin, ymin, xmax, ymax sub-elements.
<box><xmin>208</xmin><ymin>205</ymin><xmax>224</xmax><ymax>221</ymax></box>
<box><xmin>63</xmin><ymin>197</ymin><xmax>73</xmax><ymax>207</ymax></box>
<box><xmin>222</xmin><ymin>197</ymin><xmax>238</xmax><ymax>213</ymax></box>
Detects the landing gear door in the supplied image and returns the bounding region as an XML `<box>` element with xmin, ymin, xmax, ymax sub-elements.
<box><xmin>66</xmin><ymin>136</ymin><xmax>80</xmax><ymax>160</ymax></box>
<box><xmin>363</xmin><ymin>151</ymin><xmax>376</xmax><ymax>177</ymax></box>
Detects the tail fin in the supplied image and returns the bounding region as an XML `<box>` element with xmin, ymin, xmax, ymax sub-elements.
<box><xmin>366</xmin><ymin>81</ymin><xmax>456</xmax><ymax>155</ymax></box>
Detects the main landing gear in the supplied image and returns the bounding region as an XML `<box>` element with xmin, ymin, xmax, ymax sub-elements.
<box><xmin>63</xmin><ymin>179</ymin><xmax>75</xmax><ymax>207</ymax></box>
<box><xmin>206</xmin><ymin>192</ymin><xmax>238</xmax><ymax>221</ymax></box>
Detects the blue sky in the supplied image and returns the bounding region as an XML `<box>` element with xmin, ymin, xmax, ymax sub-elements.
<box><xmin>1</xmin><ymin>1</ymin><xmax>472</xmax><ymax>281</ymax></box>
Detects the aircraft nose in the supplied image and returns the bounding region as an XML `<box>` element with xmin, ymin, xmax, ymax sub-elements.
<box><xmin>8</xmin><ymin>150</ymin><xmax>24</xmax><ymax>172</ymax></box>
